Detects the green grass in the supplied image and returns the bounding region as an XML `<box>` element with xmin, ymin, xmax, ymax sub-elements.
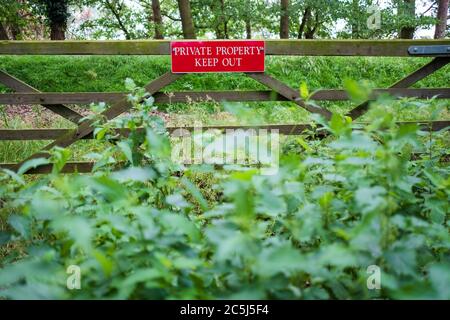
<box><xmin>0</xmin><ymin>55</ymin><xmax>448</xmax><ymax>116</ymax></box>
<box><xmin>0</xmin><ymin>55</ymin><xmax>449</xmax><ymax>163</ymax></box>
<box><xmin>1</xmin><ymin>56</ymin><xmax>449</xmax><ymax>92</ymax></box>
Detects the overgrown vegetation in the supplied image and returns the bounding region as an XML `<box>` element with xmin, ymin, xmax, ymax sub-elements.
<box><xmin>0</xmin><ymin>79</ymin><xmax>448</xmax><ymax>299</ymax></box>
<box><xmin>0</xmin><ymin>56</ymin><xmax>449</xmax><ymax>165</ymax></box>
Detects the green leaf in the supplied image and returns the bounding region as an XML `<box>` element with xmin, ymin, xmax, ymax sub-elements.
<box><xmin>0</xmin><ymin>282</ymin><xmax>65</xmax><ymax>300</ymax></box>
<box><xmin>428</xmin><ymin>263</ymin><xmax>450</xmax><ymax>299</ymax></box>
<box><xmin>329</xmin><ymin>113</ymin><xmax>351</xmax><ymax>136</ymax></box>
<box><xmin>0</xmin><ymin>260</ymin><xmax>39</xmax><ymax>286</ymax></box>
<box><xmin>343</xmin><ymin>78</ymin><xmax>370</xmax><ymax>103</ymax></box>
<box><xmin>424</xmin><ymin>198</ymin><xmax>447</xmax><ymax>224</ymax></box>
<box><xmin>94</xmin><ymin>127</ymin><xmax>108</xmax><ymax>140</ymax></box>
<box><xmin>0</xmin><ymin>231</ymin><xmax>11</xmax><ymax>245</ymax></box>
<box><xmin>330</xmin><ymin>132</ymin><xmax>377</xmax><ymax>151</ymax></box>
<box><xmin>144</xmin><ymin>96</ymin><xmax>155</xmax><ymax>107</ymax></box>
<box><xmin>300</xmin><ymin>82</ymin><xmax>309</xmax><ymax>100</ymax></box>
<box><xmin>355</xmin><ymin>186</ymin><xmax>386</xmax><ymax>213</ymax></box>
<box><xmin>317</xmin><ymin>244</ymin><xmax>356</xmax><ymax>268</ymax></box>
<box><xmin>181</xmin><ymin>177</ymin><xmax>209</xmax><ymax>211</ymax></box>
<box><xmin>256</xmin><ymin>192</ymin><xmax>286</xmax><ymax>217</ymax></box>
<box><xmin>8</xmin><ymin>215</ymin><xmax>30</xmax><ymax>238</ymax></box>
<box><xmin>30</xmin><ymin>197</ymin><xmax>62</xmax><ymax>221</ymax></box>
<box><xmin>1</xmin><ymin>169</ymin><xmax>25</xmax><ymax>185</ymax></box>
<box><xmin>296</xmin><ymin>137</ymin><xmax>312</xmax><ymax>152</ymax></box>
<box><xmin>124</xmin><ymin>78</ymin><xmax>136</xmax><ymax>91</ymax></box>
<box><xmin>385</xmin><ymin>248</ymin><xmax>417</xmax><ymax>276</ymax></box>
<box><xmin>51</xmin><ymin>216</ymin><xmax>92</xmax><ymax>252</ymax></box>
<box><xmin>117</xmin><ymin>141</ymin><xmax>134</xmax><ymax>164</ymax></box>
<box><xmin>50</xmin><ymin>147</ymin><xmax>71</xmax><ymax>174</ymax></box>
<box><xmin>93</xmin><ymin>250</ymin><xmax>114</xmax><ymax>277</ymax></box>
<box><xmin>166</xmin><ymin>193</ymin><xmax>190</xmax><ymax>208</ymax></box>
<box><xmin>18</xmin><ymin>158</ymin><xmax>50</xmax><ymax>175</ymax></box>
<box><xmin>254</xmin><ymin>244</ymin><xmax>304</xmax><ymax>277</ymax></box>
<box><xmin>160</xmin><ymin>213</ymin><xmax>201</xmax><ymax>241</ymax></box>
<box><xmin>112</xmin><ymin>167</ymin><xmax>156</xmax><ymax>182</ymax></box>
<box><xmin>91</xmin><ymin>175</ymin><xmax>129</xmax><ymax>201</ymax></box>
<box><xmin>146</xmin><ymin>128</ymin><xmax>170</xmax><ymax>159</ymax></box>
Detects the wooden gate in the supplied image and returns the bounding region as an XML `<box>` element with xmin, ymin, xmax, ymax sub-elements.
<box><xmin>0</xmin><ymin>40</ymin><xmax>449</xmax><ymax>173</ymax></box>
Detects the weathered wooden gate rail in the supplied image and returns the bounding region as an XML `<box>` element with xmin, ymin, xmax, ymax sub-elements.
<box><xmin>0</xmin><ymin>40</ymin><xmax>449</xmax><ymax>174</ymax></box>
<box><xmin>1</xmin><ymin>39</ymin><xmax>450</xmax><ymax>56</ymax></box>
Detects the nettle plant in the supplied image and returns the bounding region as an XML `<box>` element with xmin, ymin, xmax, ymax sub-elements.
<box><xmin>0</xmin><ymin>80</ymin><xmax>449</xmax><ymax>299</ymax></box>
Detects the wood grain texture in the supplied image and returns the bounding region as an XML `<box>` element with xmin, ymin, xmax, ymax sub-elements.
<box><xmin>0</xmin><ymin>40</ymin><xmax>449</xmax><ymax>56</ymax></box>
<box><xmin>1</xmin><ymin>121</ymin><xmax>448</xmax><ymax>140</ymax></box>
<box><xmin>247</xmin><ymin>72</ymin><xmax>333</xmax><ymax>119</ymax></box>
<box><xmin>1</xmin><ymin>88</ymin><xmax>449</xmax><ymax>105</ymax></box>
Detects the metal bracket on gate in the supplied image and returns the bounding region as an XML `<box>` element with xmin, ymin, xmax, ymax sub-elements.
<box><xmin>408</xmin><ymin>45</ymin><xmax>450</xmax><ymax>56</ymax></box>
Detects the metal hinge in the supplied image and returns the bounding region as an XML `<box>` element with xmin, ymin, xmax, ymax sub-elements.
<box><xmin>408</xmin><ymin>45</ymin><xmax>450</xmax><ymax>56</ymax></box>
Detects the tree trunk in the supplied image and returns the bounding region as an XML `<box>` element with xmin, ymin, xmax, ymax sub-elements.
<box><xmin>177</xmin><ymin>0</ymin><xmax>196</xmax><ymax>39</ymax></box>
<box><xmin>399</xmin><ymin>0</ymin><xmax>416</xmax><ymax>39</ymax></box>
<box><xmin>220</xmin><ymin>0</ymin><xmax>228</xmax><ymax>39</ymax></box>
<box><xmin>280</xmin><ymin>0</ymin><xmax>290</xmax><ymax>39</ymax></box>
<box><xmin>434</xmin><ymin>0</ymin><xmax>449</xmax><ymax>39</ymax></box>
<box><xmin>50</xmin><ymin>21</ymin><xmax>66</xmax><ymax>40</ymax></box>
<box><xmin>151</xmin><ymin>0</ymin><xmax>164</xmax><ymax>39</ymax></box>
<box><xmin>298</xmin><ymin>6</ymin><xmax>311</xmax><ymax>39</ymax></box>
<box><xmin>351</xmin><ymin>0</ymin><xmax>360</xmax><ymax>39</ymax></box>
<box><xmin>223</xmin><ymin>21</ymin><xmax>229</xmax><ymax>39</ymax></box>
<box><xmin>304</xmin><ymin>12</ymin><xmax>319</xmax><ymax>39</ymax></box>
<box><xmin>245</xmin><ymin>19</ymin><xmax>252</xmax><ymax>39</ymax></box>
<box><xmin>0</xmin><ymin>24</ymin><xmax>9</xmax><ymax>40</ymax></box>
<box><xmin>44</xmin><ymin>0</ymin><xmax>68</xmax><ymax>40</ymax></box>
<box><xmin>214</xmin><ymin>26</ymin><xmax>224</xmax><ymax>39</ymax></box>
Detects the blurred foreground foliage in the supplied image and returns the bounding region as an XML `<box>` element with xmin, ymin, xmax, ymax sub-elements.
<box><xmin>0</xmin><ymin>79</ymin><xmax>449</xmax><ymax>299</ymax></box>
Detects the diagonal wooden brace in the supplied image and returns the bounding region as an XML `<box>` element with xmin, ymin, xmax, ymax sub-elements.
<box><xmin>15</xmin><ymin>72</ymin><xmax>184</xmax><ymax>171</ymax></box>
<box><xmin>246</xmin><ymin>72</ymin><xmax>332</xmax><ymax>119</ymax></box>
<box><xmin>347</xmin><ymin>57</ymin><xmax>450</xmax><ymax>120</ymax></box>
<box><xmin>0</xmin><ymin>70</ymin><xmax>83</xmax><ymax>124</ymax></box>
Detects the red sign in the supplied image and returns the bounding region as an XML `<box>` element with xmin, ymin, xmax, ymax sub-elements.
<box><xmin>171</xmin><ymin>40</ymin><xmax>265</xmax><ymax>73</ymax></box>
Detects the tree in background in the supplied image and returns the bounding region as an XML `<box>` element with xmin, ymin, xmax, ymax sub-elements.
<box><xmin>139</xmin><ymin>0</ymin><xmax>165</xmax><ymax>39</ymax></box>
<box><xmin>397</xmin><ymin>0</ymin><xmax>416</xmax><ymax>38</ymax></box>
<box><xmin>351</xmin><ymin>0</ymin><xmax>362</xmax><ymax>38</ymax></box>
<box><xmin>243</xmin><ymin>0</ymin><xmax>253</xmax><ymax>39</ymax></box>
<box><xmin>434</xmin><ymin>0</ymin><xmax>449</xmax><ymax>38</ymax></box>
<box><xmin>0</xmin><ymin>0</ymin><xmax>30</xmax><ymax>40</ymax></box>
<box><xmin>151</xmin><ymin>0</ymin><xmax>164</xmax><ymax>39</ymax></box>
<box><xmin>290</xmin><ymin>0</ymin><xmax>342</xmax><ymax>39</ymax></box>
<box><xmin>190</xmin><ymin>0</ymin><xmax>269</xmax><ymax>39</ymax></box>
<box><xmin>101</xmin><ymin>0</ymin><xmax>133</xmax><ymax>39</ymax></box>
<box><xmin>0</xmin><ymin>0</ymin><xmax>14</xmax><ymax>40</ymax></box>
<box><xmin>178</xmin><ymin>0</ymin><xmax>196</xmax><ymax>38</ymax></box>
<box><xmin>0</xmin><ymin>24</ymin><xmax>7</xmax><ymax>40</ymax></box>
<box><xmin>280</xmin><ymin>0</ymin><xmax>290</xmax><ymax>38</ymax></box>
<box><xmin>76</xmin><ymin>0</ymin><xmax>146</xmax><ymax>39</ymax></box>
<box><xmin>393</xmin><ymin>0</ymin><xmax>440</xmax><ymax>39</ymax></box>
<box><xmin>32</xmin><ymin>0</ymin><xmax>70</xmax><ymax>40</ymax></box>
<box><xmin>197</xmin><ymin>0</ymin><xmax>230</xmax><ymax>39</ymax></box>
<box><xmin>297</xmin><ymin>5</ymin><xmax>311</xmax><ymax>38</ymax></box>
<box><xmin>2</xmin><ymin>0</ymin><xmax>444</xmax><ymax>40</ymax></box>
<box><xmin>333</xmin><ymin>0</ymin><xmax>438</xmax><ymax>39</ymax></box>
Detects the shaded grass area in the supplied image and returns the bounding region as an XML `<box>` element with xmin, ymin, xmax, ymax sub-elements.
<box><xmin>0</xmin><ymin>55</ymin><xmax>449</xmax><ymax>163</ymax></box>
